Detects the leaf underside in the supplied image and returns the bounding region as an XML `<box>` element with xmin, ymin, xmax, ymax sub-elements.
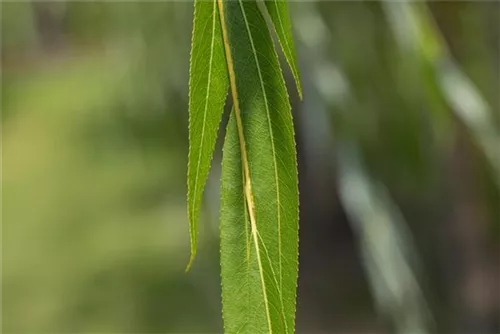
<box><xmin>187</xmin><ymin>0</ymin><xmax>229</xmax><ymax>270</ymax></box>
<box><xmin>219</xmin><ymin>1</ymin><xmax>299</xmax><ymax>333</ymax></box>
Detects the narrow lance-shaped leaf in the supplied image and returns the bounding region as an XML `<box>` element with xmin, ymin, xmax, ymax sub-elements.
<box><xmin>384</xmin><ymin>1</ymin><xmax>500</xmax><ymax>185</ymax></box>
<box><xmin>336</xmin><ymin>142</ymin><xmax>432</xmax><ymax>333</ymax></box>
<box><xmin>187</xmin><ymin>0</ymin><xmax>228</xmax><ymax>270</ymax></box>
<box><xmin>263</xmin><ymin>0</ymin><xmax>303</xmax><ymax>99</ymax></box>
<box><xmin>218</xmin><ymin>0</ymin><xmax>299</xmax><ymax>333</ymax></box>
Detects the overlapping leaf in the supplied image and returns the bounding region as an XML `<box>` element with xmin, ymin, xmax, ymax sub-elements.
<box><xmin>187</xmin><ymin>0</ymin><xmax>228</xmax><ymax>270</ymax></box>
<box><xmin>263</xmin><ymin>0</ymin><xmax>303</xmax><ymax>98</ymax></box>
<box><xmin>218</xmin><ymin>0</ymin><xmax>299</xmax><ymax>333</ymax></box>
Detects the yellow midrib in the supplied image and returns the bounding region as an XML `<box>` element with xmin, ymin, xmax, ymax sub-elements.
<box><xmin>238</xmin><ymin>1</ymin><xmax>289</xmax><ymax>333</ymax></box>
<box><xmin>216</xmin><ymin>1</ymin><xmax>273</xmax><ymax>333</ymax></box>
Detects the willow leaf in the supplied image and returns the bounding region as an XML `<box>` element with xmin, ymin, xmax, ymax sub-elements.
<box><xmin>187</xmin><ymin>0</ymin><xmax>228</xmax><ymax>270</ymax></box>
<box><xmin>263</xmin><ymin>0</ymin><xmax>303</xmax><ymax>99</ymax></box>
<box><xmin>337</xmin><ymin>143</ymin><xmax>432</xmax><ymax>333</ymax></box>
<box><xmin>384</xmin><ymin>1</ymin><xmax>500</xmax><ymax>185</ymax></box>
<box><xmin>218</xmin><ymin>0</ymin><xmax>299</xmax><ymax>333</ymax></box>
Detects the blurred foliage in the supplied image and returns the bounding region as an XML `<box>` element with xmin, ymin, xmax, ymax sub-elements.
<box><xmin>3</xmin><ymin>2</ymin><xmax>221</xmax><ymax>333</ymax></box>
<box><xmin>1</xmin><ymin>1</ymin><xmax>498</xmax><ymax>333</ymax></box>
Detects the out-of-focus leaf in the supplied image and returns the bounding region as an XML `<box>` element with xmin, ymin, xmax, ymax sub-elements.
<box><xmin>437</xmin><ymin>61</ymin><xmax>500</xmax><ymax>184</ymax></box>
<box><xmin>218</xmin><ymin>1</ymin><xmax>299</xmax><ymax>333</ymax></box>
<box><xmin>336</xmin><ymin>143</ymin><xmax>432</xmax><ymax>334</ymax></box>
<box><xmin>187</xmin><ymin>0</ymin><xmax>228</xmax><ymax>270</ymax></box>
<box><xmin>384</xmin><ymin>1</ymin><xmax>500</xmax><ymax>185</ymax></box>
<box><xmin>263</xmin><ymin>0</ymin><xmax>303</xmax><ymax>98</ymax></box>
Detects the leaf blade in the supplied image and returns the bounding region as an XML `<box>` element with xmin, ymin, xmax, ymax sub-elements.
<box><xmin>187</xmin><ymin>0</ymin><xmax>228</xmax><ymax>270</ymax></box>
<box><xmin>220</xmin><ymin>113</ymin><xmax>269</xmax><ymax>334</ymax></box>
<box><xmin>263</xmin><ymin>0</ymin><xmax>303</xmax><ymax>99</ymax></box>
<box><xmin>218</xmin><ymin>1</ymin><xmax>299</xmax><ymax>333</ymax></box>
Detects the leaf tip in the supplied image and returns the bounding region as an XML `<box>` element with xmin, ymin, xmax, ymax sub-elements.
<box><xmin>185</xmin><ymin>211</ymin><xmax>197</xmax><ymax>273</ymax></box>
<box><xmin>185</xmin><ymin>250</ymin><xmax>196</xmax><ymax>273</ymax></box>
<box><xmin>291</xmin><ymin>66</ymin><xmax>303</xmax><ymax>100</ymax></box>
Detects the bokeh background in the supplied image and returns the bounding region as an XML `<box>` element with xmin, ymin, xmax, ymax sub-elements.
<box><xmin>1</xmin><ymin>1</ymin><xmax>499</xmax><ymax>333</ymax></box>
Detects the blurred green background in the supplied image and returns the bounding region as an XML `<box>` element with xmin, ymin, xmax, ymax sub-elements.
<box><xmin>1</xmin><ymin>1</ymin><xmax>498</xmax><ymax>333</ymax></box>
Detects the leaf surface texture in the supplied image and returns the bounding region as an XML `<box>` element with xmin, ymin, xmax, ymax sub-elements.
<box><xmin>218</xmin><ymin>1</ymin><xmax>299</xmax><ymax>333</ymax></box>
<box><xmin>187</xmin><ymin>0</ymin><xmax>229</xmax><ymax>270</ymax></box>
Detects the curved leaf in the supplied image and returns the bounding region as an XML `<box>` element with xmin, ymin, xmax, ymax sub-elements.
<box><xmin>337</xmin><ymin>143</ymin><xmax>432</xmax><ymax>334</ymax></box>
<box><xmin>218</xmin><ymin>0</ymin><xmax>299</xmax><ymax>333</ymax></box>
<box><xmin>187</xmin><ymin>0</ymin><xmax>228</xmax><ymax>270</ymax></box>
<box><xmin>263</xmin><ymin>0</ymin><xmax>303</xmax><ymax>99</ymax></box>
<box><xmin>384</xmin><ymin>1</ymin><xmax>500</xmax><ymax>185</ymax></box>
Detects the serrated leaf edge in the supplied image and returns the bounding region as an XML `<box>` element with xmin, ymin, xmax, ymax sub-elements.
<box><xmin>262</xmin><ymin>0</ymin><xmax>303</xmax><ymax>99</ymax></box>
<box><xmin>187</xmin><ymin>0</ymin><xmax>225</xmax><ymax>271</ymax></box>
<box><xmin>217</xmin><ymin>0</ymin><xmax>274</xmax><ymax>332</ymax></box>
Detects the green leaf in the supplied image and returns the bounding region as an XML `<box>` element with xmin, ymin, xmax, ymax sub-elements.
<box><xmin>187</xmin><ymin>0</ymin><xmax>228</xmax><ymax>271</ymax></box>
<box><xmin>218</xmin><ymin>1</ymin><xmax>299</xmax><ymax>333</ymax></box>
<box><xmin>263</xmin><ymin>0</ymin><xmax>303</xmax><ymax>99</ymax></box>
<box><xmin>336</xmin><ymin>143</ymin><xmax>432</xmax><ymax>333</ymax></box>
<box><xmin>384</xmin><ymin>1</ymin><xmax>500</xmax><ymax>186</ymax></box>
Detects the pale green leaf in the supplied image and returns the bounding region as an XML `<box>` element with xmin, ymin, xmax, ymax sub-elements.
<box><xmin>187</xmin><ymin>0</ymin><xmax>228</xmax><ymax>270</ymax></box>
<box><xmin>263</xmin><ymin>0</ymin><xmax>303</xmax><ymax>99</ymax></box>
<box><xmin>218</xmin><ymin>0</ymin><xmax>299</xmax><ymax>333</ymax></box>
<box><xmin>337</xmin><ymin>143</ymin><xmax>432</xmax><ymax>334</ymax></box>
<box><xmin>384</xmin><ymin>1</ymin><xmax>500</xmax><ymax>186</ymax></box>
